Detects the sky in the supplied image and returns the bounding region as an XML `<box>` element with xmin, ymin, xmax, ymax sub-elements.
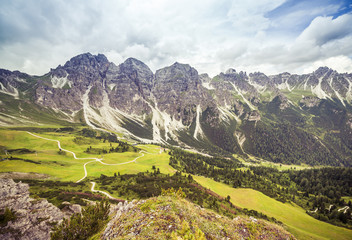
<box><xmin>0</xmin><ymin>0</ymin><xmax>352</xmax><ymax>77</ymax></box>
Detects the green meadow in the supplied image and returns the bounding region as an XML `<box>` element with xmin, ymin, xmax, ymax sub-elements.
<box><xmin>234</xmin><ymin>153</ymin><xmax>312</xmax><ymax>171</ymax></box>
<box><xmin>194</xmin><ymin>175</ymin><xmax>352</xmax><ymax>240</ymax></box>
<box><xmin>0</xmin><ymin>129</ymin><xmax>174</xmax><ymax>182</ymax></box>
<box><xmin>1</xmin><ymin>127</ymin><xmax>352</xmax><ymax>240</ymax></box>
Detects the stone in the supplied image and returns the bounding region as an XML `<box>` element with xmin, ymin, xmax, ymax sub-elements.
<box><xmin>0</xmin><ymin>179</ymin><xmax>64</xmax><ymax>240</ymax></box>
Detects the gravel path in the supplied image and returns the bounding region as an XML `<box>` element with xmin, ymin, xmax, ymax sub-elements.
<box><xmin>27</xmin><ymin>131</ymin><xmax>149</xmax><ymax>197</ymax></box>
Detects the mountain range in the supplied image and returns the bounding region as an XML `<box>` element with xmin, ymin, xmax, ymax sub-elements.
<box><xmin>1</xmin><ymin>53</ymin><xmax>352</xmax><ymax>166</ymax></box>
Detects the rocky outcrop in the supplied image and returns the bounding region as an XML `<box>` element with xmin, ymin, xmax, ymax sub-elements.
<box><xmin>299</xmin><ymin>96</ymin><xmax>321</xmax><ymax>108</ymax></box>
<box><xmin>102</xmin><ymin>200</ymin><xmax>138</xmax><ymax>239</ymax></box>
<box><xmin>60</xmin><ymin>201</ymin><xmax>82</xmax><ymax>219</ymax></box>
<box><xmin>245</xmin><ymin>110</ymin><xmax>261</xmax><ymax>122</ymax></box>
<box><xmin>101</xmin><ymin>195</ymin><xmax>296</xmax><ymax>240</ymax></box>
<box><xmin>0</xmin><ymin>179</ymin><xmax>64</xmax><ymax>240</ymax></box>
<box><xmin>271</xmin><ymin>94</ymin><xmax>290</xmax><ymax>110</ymax></box>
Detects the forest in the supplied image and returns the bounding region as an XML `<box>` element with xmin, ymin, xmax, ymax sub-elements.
<box><xmin>241</xmin><ymin>122</ymin><xmax>348</xmax><ymax>166</ymax></box>
<box><xmin>18</xmin><ymin>170</ymin><xmax>278</xmax><ymax>225</ymax></box>
<box><xmin>169</xmin><ymin>148</ymin><xmax>352</xmax><ymax>229</ymax></box>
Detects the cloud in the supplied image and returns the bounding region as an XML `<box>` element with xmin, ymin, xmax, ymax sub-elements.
<box><xmin>303</xmin><ymin>55</ymin><xmax>352</xmax><ymax>73</ymax></box>
<box><xmin>298</xmin><ymin>14</ymin><xmax>352</xmax><ymax>45</ymax></box>
<box><xmin>265</xmin><ymin>0</ymin><xmax>342</xmax><ymax>33</ymax></box>
<box><xmin>0</xmin><ymin>0</ymin><xmax>351</xmax><ymax>77</ymax></box>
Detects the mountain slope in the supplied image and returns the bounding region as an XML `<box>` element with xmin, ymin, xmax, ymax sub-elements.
<box><xmin>1</xmin><ymin>53</ymin><xmax>352</xmax><ymax>166</ymax></box>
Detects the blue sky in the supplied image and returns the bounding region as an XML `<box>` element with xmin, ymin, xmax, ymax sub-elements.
<box><xmin>0</xmin><ymin>0</ymin><xmax>351</xmax><ymax>76</ymax></box>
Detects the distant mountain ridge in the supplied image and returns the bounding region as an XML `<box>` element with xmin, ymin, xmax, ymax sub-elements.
<box><xmin>1</xmin><ymin>53</ymin><xmax>352</xmax><ymax>166</ymax></box>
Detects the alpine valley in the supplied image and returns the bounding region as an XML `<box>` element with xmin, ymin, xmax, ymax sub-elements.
<box><xmin>1</xmin><ymin>53</ymin><xmax>352</xmax><ymax>240</ymax></box>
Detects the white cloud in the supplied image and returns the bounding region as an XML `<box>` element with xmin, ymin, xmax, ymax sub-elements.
<box><xmin>0</xmin><ymin>0</ymin><xmax>351</xmax><ymax>77</ymax></box>
<box><xmin>303</xmin><ymin>55</ymin><xmax>352</xmax><ymax>74</ymax></box>
<box><xmin>298</xmin><ymin>14</ymin><xmax>352</xmax><ymax>45</ymax></box>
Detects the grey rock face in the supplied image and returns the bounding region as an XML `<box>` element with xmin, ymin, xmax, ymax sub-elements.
<box><xmin>23</xmin><ymin>55</ymin><xmax>352</xmax><ymax>120</ymax></box>
<box><xmin>35</xmin><ymin>85</ymin><xmax>83</xmax><ymax>111</ymax></box>
<box><xmin>300</xmin><ymin>96</ymin><xmax>321</xmax><ymax>108</ymax></box>
<box><xmin>106</xmin><ymin>58</ymin><xmax>154</xmax><ymax>115</ymax></box>
<box><xmin>2</xmin><ymin>53</ymin><xmax>352</xmax><ymax>149</ymax></box>
<box><xmin>61</xmin><ymin>52</ymin><xmax>110</xmax><ymax>85</ymax></box>
<box><xmin>102</xmin><ymin>200</ymin><xmax>138</xmax><ymax>239</ymax></box>
<box><xmin>0</xmin><ymin>69</ymin><xmax>31</xmax><ymax>99</ymax></box>
<box><xmin>153</xmin><ymin>62</ymin><xmax>216</xmax><ymax>125</ymax></box>
<box><xmin>0</xmin><ymin>179</ymin><xmax>64</xmax><ymax>240</ymax></box>
<box><xmin>245</xmin><ymin>110</ymin><xmax>261</xmax><ymax>122</ymax></box>
<box><xmin>34</xmin><ymin>53</ymin><xmax>111</xmax><ymax>111</ymax></box>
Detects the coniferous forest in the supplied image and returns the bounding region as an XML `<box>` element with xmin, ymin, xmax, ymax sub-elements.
<box><xmin>169</xmin><ymin>148</ymin><xmax>352</xmax><ymax>229</ymax></box>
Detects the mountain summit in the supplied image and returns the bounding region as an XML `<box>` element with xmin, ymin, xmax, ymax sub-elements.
<box><xmin>1</xmin><ymin>53</ymin><xmax>352</xmax><ymax>166</ymax></box>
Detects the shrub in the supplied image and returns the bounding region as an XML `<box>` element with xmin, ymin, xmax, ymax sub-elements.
<box><xmin>51</xmin><ymin>199</ymin><xmax>110</xmax><ymax>240</ymax></box>
<box><xmin>0</xmin><ymin>207</ymin><xmax>16</xmax><ymax>227</ymax></box>
<box><xmin>161</xmin><ymin>187</ymin><xmax>186</xmax><ymax>198</ymax></box>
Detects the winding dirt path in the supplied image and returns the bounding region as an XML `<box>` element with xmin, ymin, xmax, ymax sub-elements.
<box><xmin>27</xmin><ymin>132</ymin><xmax>99</xmax><ymax>161</ymax></box>
<box><xmin>76</xmin><ymin>150</ymin><xmax>148</xmax><ymax>183</ymax></box>
<box><xmin>338</xmin><ymin>206</ymin><xmax>350</xmax><ymax>214</ymax></box>
<box><xmin>26</xmin><ymin>131</ymin><xmax>149</xmax><ymax>197</ymax></box>
<box><xmin>90</xmin><ymin>181</ymin><xmax>116</xmax><ymax>199</ymax></box>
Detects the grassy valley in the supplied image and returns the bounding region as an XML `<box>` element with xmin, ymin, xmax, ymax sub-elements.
<box><xmin>1</xmin><ymin>126</ymin><xmax>352</xmax><ymax>240</ymax></box>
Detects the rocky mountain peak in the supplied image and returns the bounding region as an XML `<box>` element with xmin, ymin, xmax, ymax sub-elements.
<box><xmin>118</xmin><ymin>57</ymin><xmax>154</xmax><ymax>85</ymax></box>
<box><xmin>48</xmin><ymin>53</ymin><xmax>111</xmax><ymax>86</ymax></box>
<box><xmin>313</xmin><ymin>66</ymin><xmax>334</xmax><ymax>77</ymax></box>
<box><xmin>225</xmin><ymin>68</ymin><xmax>237</xmax><ymax>74</ymax></box>
<box><xmin>199</xmin><ymin>73</ymin><xmax>211</xmax><ymax>83</ymax></box>
<box><xmin>249</xmin><ymin>71</ymin><xmax>270</xmax><ymax>86</ymax></box>
<box><xmin>155</xmin><ymin>62</ymin><xmax>199</xmax><ymax>86</ymax></box>
<box><xmin>63</xmin><ymin>52</ymin><xmax>109</xmax><ymax>69</ymax></box>
<box><xmin>171</xmin><ymin>62</ymin><xmax>197</xmax><ymax>75</ymax></box>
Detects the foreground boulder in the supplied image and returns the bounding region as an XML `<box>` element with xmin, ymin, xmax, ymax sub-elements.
<box><xmin>0</xmin><ymin>178</ymin><xmax>64</xmax><ymax>240</ymax></box>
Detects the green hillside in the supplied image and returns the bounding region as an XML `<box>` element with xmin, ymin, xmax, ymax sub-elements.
<box><xmin>194</xmin><ymin>175</ymin><xmax>352</xmax><ymax>240</ymax></box>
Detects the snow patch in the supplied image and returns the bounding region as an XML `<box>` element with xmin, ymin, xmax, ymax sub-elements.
<box><xmin>303</xmin><ymin>76</ymin><xmax>310</xmax><ymax>90</ymax></box>
<box><xmin>51</xmin><ymin>75</ymin><xmax>71</xmax><ymax>88</ymax></box>
<box><xmin>82</xmin><ymin>86</ymin><xmax>153</xmax><ymax>143</ymax></box>
<box><xmin>218</xmin><ymin>105</ymin><xmax>241</xmax><ymax>124</ymax></box>
<box><xmin>0</xmin><ymin>82</ymin><xmax>19</xmax><ymax>99</ymax></box>
<box><xmin>235</xmin><ymin>131</ymin><xmax>246</xmax><ymax>152</ymax></box>
<box><xmin>229</xmin><ymin>82</ymin><xmax>256</xmax><ymax>110</ymax></box>
<box><xmin>276</xmin><ymin>79</ymin><xmax>294</xmax><ymax>92</ymax></box>
<box><xmin>248</xmin><ymin>78</ymin><xmax>266</xmax><ymax>93</ymax></box>
<box><xmin>193</xmin><ymin>105</ymin><xmax>204</xmax><ymax>140</ymax></box>
<box><xmin>132</xmin><ymin>94</ymin><xmax>141</xmax><ymax>102</ymax></box>
<box><xmin>311</xmin><ymin>73</ymin><xmax>331</xmax><ymax>100</ymax></box>
<box><xmin>202</xmin><ymin>82</ymin><xmax>215</xmax><ymax>90</ymax></box>
<box><xmin>328</xmin><ymin>77</ymin><xmax>345</xmax><ymax>107</ymax></box>
<box><xmin>345</xmin><ymin>77</ymin><xmax>352</xmax><ymax>103</ymax></box>
<box><xmin>108</xmin><ymin>83</ymin><xmax>116</xmax><ymax>91</ymax></box>
<box><xmin>145</xmin><ymin>98</ymin><xmax>184</xmax><ymax>143</ymax></box>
